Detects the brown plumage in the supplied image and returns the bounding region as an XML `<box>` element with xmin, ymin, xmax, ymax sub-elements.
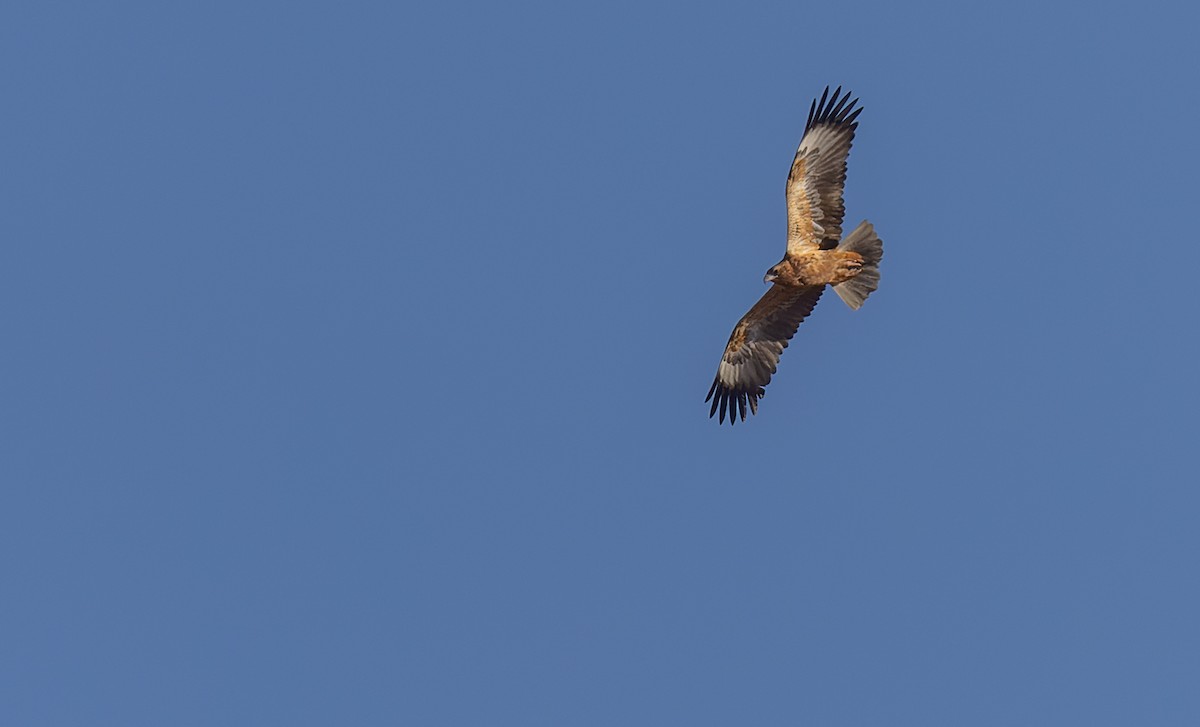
<box><xmin>706</xmin><ymin>86</ymin><xmax>884</xmax><ymax>425</ymax></box>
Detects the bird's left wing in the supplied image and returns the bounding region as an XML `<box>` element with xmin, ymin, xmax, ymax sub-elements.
<box><xmin>785</xmin><ymin>86</ymin><xmax>863</xmax><ymax>255</ymax></box>
<box><xmin>706</xmin><ymin>284</ymin><xmax>825</xmax><ymax>424</ymax></box>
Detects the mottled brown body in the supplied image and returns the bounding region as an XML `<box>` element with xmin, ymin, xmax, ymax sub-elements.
<box><xmin>767</xmin><ymin>249</ymin><xmax>864</xmax><ymax>287</ymax></box>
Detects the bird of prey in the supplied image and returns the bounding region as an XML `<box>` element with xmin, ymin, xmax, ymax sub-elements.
<box><xmin>706</xmin><ymin>86</ymin><xmax>883</xmax><ymax>425</ymax></box>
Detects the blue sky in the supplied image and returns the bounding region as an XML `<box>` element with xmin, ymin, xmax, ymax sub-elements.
<box><xmin>3</xmin><ymin>1</ymin><xmax>1199</xmax><ymax>724</ymax></box>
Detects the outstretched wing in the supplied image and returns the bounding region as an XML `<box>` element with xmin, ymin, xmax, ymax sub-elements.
<box><xmin>785</xmin><ymin>86</ymin><xmax>862</xmax><ymax>255</ymax></box>
<box><xmin>706</xmin><ymin>284</ymin><xmax>825</xmax><ymax>425</ymax></box>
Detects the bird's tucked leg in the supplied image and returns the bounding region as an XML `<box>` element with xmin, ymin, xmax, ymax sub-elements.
<box><xmin>829</xmin><ymin>251</ymin><xmax>864</xmax><ymax>285</ymax></box>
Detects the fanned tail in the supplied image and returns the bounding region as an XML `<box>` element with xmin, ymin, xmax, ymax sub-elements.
<box><xmin>833</xmin><ymin>220</ymin><xmax>883</xmax><ymax>310</ymax></box>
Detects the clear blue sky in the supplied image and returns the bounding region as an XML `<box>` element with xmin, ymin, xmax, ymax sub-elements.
<box><xmin>3</xmin><ymin>1</ymin><xmax>1199</xmax><ymax>725</ymax></box>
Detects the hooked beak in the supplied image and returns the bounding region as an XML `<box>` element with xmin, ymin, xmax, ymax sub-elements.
<box><xmin>763</xmin><ymin>272</ymin><xmax>777</xmax><ymax>284</ymax></box>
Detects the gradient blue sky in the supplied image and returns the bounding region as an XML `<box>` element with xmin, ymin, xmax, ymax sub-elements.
<box><xmin>4</xmin><ymin>1</ymin><xmax>1199</xmax><ymax>725</ymax></box>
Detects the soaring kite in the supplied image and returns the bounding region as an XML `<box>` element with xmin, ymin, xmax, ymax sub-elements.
<box><xmin>706</xmin><ymin>86</ymin><xmax>883</xmax><ymax>425</ymax></box>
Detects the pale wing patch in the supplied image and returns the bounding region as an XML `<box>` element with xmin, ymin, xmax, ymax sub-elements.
<box><xmin>795</xmin><ymin>124</ymin><xmax>848</xmax><ymax>158</ymax></box>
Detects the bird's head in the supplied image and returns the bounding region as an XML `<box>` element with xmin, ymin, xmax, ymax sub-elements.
<box><xmin>763</xmin><ymin>264</ymin><xmax>783</xmax><ymax>284</ymax></box>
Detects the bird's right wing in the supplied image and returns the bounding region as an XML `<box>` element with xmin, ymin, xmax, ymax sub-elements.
<box><xmin>785</xmin><ymin>86</ymin><xmax>863</xmax><ymax>255</ymax></box>
<box><xmin>706</xmin><ymin>284</ymin><xmax>825</xmax><ymax>424</ymax></box>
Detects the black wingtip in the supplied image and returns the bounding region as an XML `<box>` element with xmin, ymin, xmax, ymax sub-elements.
<box><xmin>806</xmin><ymin>85</ymin><xmax>862</xmax><ymax>133</ymax></box>
<box><xmin>706</xmin><ymin>380</ymin><xmax>763</xmax><ymax>426</ymax></box>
